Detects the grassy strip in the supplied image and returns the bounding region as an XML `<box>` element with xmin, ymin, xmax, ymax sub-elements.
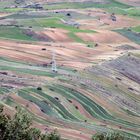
<box><xmin>115</xmin><ymin>29</ymin><xmax>140</xmax><ymax>45</ymax></box>
<box><xmin>132</xmin><ymin>26</ymin><xmax>140</xmax><ymax>33</ymax></box>
<box><xmin>30</xmin><ymin>88</ymin><xmax>79</xmax><ymax>120</ymax></box>
<box><xmin>107</xmin><ymin>7</ymin><xmax>140</xmax><ymax>19</ymax></box>
<box><xmin>21</xmin><ymin>17</ymin><xmax>95</xmax><ymax>44</ymax></box>
<box><xmin>54</xmin><ymin>85</ymin><xmax>114</xmax><ymax>119</ymax></box>
<box><xmin>22</xmin><ymin>17</ymin><xmax>95</xmax><ymax>32</ymax></box>
<box><xmin>0</xmin><ymin>26</ymin><xmax>36</xmax><ymax>41</ymax></box>
<box><xmin>44</xmin><ymin>0</ymin><xmax>130</xmax><ymax>10</ymax></box>
<box><xmin>0</xmin><ymin>8</ymin><xmax>24</xmax><ymax>13</ymax></box>
<box><xmin>0</xmin><ymin>65</ymin><xmax>57</xmax><ymax>77</ymax></box>
<box><xmin>68</xmin><ymin>32</ymin><xmax>85</xmax><ymax>43</ymax></box>
<box><xmin>48</xmin><ymin>85</ymin><xmax>140</xmax><ymax>128</ymax></box>
<box><xmin>18</xmin><ymin>89</ymin><xmax>57</xmax><ymax>116</ymax></box>
<box><xmin>0</xmin><ymin>87</ymin><xmax>9</xmax><ymax>94</ymax></box>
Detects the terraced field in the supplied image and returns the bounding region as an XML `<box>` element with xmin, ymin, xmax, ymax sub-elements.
<box><xmin>0</xmin><ymin>0</ymin><xmax>140</xmax><ymax>140</ymax></box>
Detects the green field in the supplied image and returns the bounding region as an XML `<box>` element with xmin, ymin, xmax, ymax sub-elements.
<box><xmin>0</xmin><ymin>18</ymin><xmax>96</xmax><ymax>43</ymax></box>
<box><xmin>44</xmin><ymin>0</ymin><xmax>131</xmax><ymax>10</ymax></box>
<box><xmin>0</xmin><ymin>26</ymin><xmax>36</xmax><ymax>41</ymax></box>
<box><xmin>20</xmin><ymin>18</ymin><xmax>95</xmax><ymax>32</ymax></box>
<box><xmin>132</xmin><ymin>26</ymin><xmax>140</xmax><ymax>33</ymax></box>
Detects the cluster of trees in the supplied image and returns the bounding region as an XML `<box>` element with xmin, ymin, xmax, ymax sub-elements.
<box><xmin>0</xmin><ymin>104</ymin><xmax>131</xmax><ymax>140</ymax></box>
<box><xmin>92</xmin><ymin>132</ymin><xmax>128</xmax><ymax>140</ymax></box>
<box><xmin>0</xmin><ymin>105</ymin><xmax>60</xmax><ymax>140</ymax></box>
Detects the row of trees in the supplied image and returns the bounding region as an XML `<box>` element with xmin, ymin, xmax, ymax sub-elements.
<box><xmin>0</xmin><ymin>104</ymin><xmax>130</xmax><ymax>140</ymax></box>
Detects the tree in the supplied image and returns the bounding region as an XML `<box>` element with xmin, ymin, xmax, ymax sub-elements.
<box><xmin>2</xmin><ymin>106</ymin><xmax>32</xmax><ymax>140</ymax></box>
<box><xmin>92</xmin><ymin>132</ymin><xmax>128</xmax><ymax>140</ymax></box>
<box><xmin>44</xmin><ymin>130</ymin><xmax>61</xmax><ymax>140</ymax></box>
<box><xmin>0</xmin><ymin>105</ymin><xmax>61</xmax><ymax>140</ymax></box>
<box><xmin>0</xmin><ymin>104</ymin><xmax>9</xmax><ymax>139</ymax></box>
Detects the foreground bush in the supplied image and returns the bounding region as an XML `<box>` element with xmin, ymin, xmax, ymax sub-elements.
<box><xmin>92</xmin><ymin>132</ymin><xmax>128</xmax><ymax>140</ymax></box>
<box><xmin>0</xmin><ymin>105</ymin><xmax>60</xmax><ymax>140</ymax></box>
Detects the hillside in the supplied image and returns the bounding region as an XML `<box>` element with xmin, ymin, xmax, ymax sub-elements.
<box><xmin>0</xmin><ymin>0</ymin><xmax>140</xmax><ymax>140</ymax></box>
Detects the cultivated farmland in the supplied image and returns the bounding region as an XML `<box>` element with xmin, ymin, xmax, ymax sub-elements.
<box><xmin>0</xmin><ymin>0</ymin><xmax>140</xmax><ymax>140</ymax></box>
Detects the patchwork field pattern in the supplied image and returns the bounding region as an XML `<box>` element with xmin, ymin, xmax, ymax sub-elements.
<box><xmin>0</xmin><ymin>0</ymin><xmax>140</xmax><ymax>140</ymax></box>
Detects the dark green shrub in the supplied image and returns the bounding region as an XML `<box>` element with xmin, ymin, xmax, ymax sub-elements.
<box><xmin>0</xmin><ymin>105</ymin><xmax>61</xmax><ymax>140</ymax></box>
<box><xmin>92</xmin><ymin>132</ymin><xmax>128</xmax><ymax>140</ymax></box>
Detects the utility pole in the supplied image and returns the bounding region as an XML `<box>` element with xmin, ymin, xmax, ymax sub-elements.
<box><xmin>51</xmin><ymin>51</ymin><xmax>57</xmax><ymax>73</ymax></box>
